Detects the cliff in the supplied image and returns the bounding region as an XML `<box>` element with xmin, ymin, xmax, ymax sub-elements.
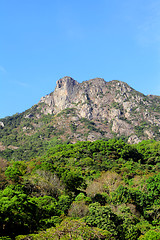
<box><xmin>37</xmin><ymin>76</ymin><xmax>160</xmax><ymax>143</ymax></box>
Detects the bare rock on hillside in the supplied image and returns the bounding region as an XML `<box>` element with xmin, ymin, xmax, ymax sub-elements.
<box><xmin>37</xmin><ymin>76</ymin><xmax>160</xmax><ymax>143</ymax></box>
<box><xmin>0</xmin><ymin>122</ymin><xmax>4</xmax><ymax>128</ymax></box>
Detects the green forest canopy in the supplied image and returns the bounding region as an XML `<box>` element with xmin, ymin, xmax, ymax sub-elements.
<box><xmin>0</xmin><ymin>139</ymin><xmax>160</xmax><ymax>239</ymax></box>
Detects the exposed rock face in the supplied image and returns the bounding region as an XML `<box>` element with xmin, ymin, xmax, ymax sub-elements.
<box><xmin>40</xmin><ymin>77</ymin><xmax>80</xmax><ymax>114</ymax></box>
<box><xmin>36</xmin><ymin>76</ymin><xmax>160</xmax><ymax>143</ymax></box>
<box><xmin>0</xmin><ymin>122</ymin><xmax>4</xmax><ymax>128</ymax></box>
<box><xmin>111</xmin><ymin>119</ymin><xmax>134</xmax><ymax>136</ymax></box>
<box><xmin>0</xmin><ymin>76</ymin><xmax>159</xmax><ymax>161</ymax></box>
<box><xmin>40</xmin><ymin>76</ymin><xmax>110</xmax><ymax>119</ymax></box>
<box><xmin>128</xmin><ymin>135</ymin><xmax>141</xmax><ymax>144</ymax></box>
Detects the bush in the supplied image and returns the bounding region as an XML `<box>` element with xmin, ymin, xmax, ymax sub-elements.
<box><xmin>138</xmin><ymin>229</ymin><xmax>160</xmax><ymax>240</ymax></box>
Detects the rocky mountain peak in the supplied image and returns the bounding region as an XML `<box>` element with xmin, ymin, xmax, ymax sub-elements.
<box><xmin>0</xmin><ymin>76</ymin><xmax>160</xmax><ymax>167</ymax></box>
<box><xmin>56</xmin><ymin>76</ymin><xmax>79</xmax><ymax>89</ymax></box>
<box><xmin>86</xmin><ymin>77</ymin><xmax>106</xmax><ymax>86</ymax></box>
<box><xmin>37</xmin><ymin>76</ymin><xmax>160</xmax><ymax>143</ymax></box>
<box><xmin>40</xmin><ymin>77</ymin><xmax>79</xmax><ymax>114</ymax></box>
<box><xmin>55</xmin><ymin>76</ymin><xmax>79</xmax><ymax>99</ymax></box>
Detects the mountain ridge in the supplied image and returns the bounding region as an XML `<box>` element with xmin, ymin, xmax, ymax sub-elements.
<box><xmin>36</xmin><ymin>76</ymin><xmax>160</xmax><ymax>143</ymax></box>
<box><xmin>0</xmin><ymin>76</ymin><xmax>160</xmax><ymax>161</ymax></box>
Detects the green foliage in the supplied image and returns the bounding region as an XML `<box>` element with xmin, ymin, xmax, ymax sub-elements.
<box><xmin>0</xmin><ymin>237</ymin><xmax>11</xmax><ymax>240</ymax></box>
<box><xmin>0</xmin><ymin>113</ymin><xmax>23</xmax><ymax>139</ymax></box>
<box><xmin>61</xmin><ymin>170</ymin><xmax>84</xmax><ymax>192</ymax></box>
<box><xmin>70</xmin><ymin>122</ymin><xmax>77</xmax><ymax>133</ymax></box>
<box><xmin>57</xmin><ymin>195</ymin><xmax>72</xmax><ymax>213</ymax></box>
<box><xmin>0</xmin><ymin>186</ymin><xmax>63</xmax><ymax>238</ymax></box>
<box><xmin>112</xmin><ymin>185</ymin><xmax>150</xmax><ymax>213</ymax></box>
<box><xmin>85</xmin><ymin>202</ymin><xmax>119</xmax><ymax>236</ymax></box>
<box><xmin>134</xmin><ymin>125</ymin><xmax>144</xmax><ymax>137</ymax></box>
<box><xmin>0</xmin><ymin>139</ymin><xmax>160</xmax><ymax>239</ymax></box>
<box><xmin>138</xmin><ymin>229</ymin><xmax>160</xmax><ymax>240</ymax></box>
<box><xmin>0</xmin><ymin>186</ymin><xmax>35</xmax><ymax>237</ymax></box>
<box><xmin>29</xmin><ymin>195</ymin><xmax>62</xmax><ymax>228</ymax></box>
<box><xmin>145</xmin><ymin>172</ymin><xmax>160</xmax><ymax>206</ymax></box>
<box><xmin>75</xmin><ymin>193</ymin><xmax>86</xmax><ymax>201</ymax></box>
<box><xmin>0</xmin><ymin>111</ymin><xmax>64</xmax><ymax>162</ymax></box>
<box><xmin>116</xmin><ymin>205</ymin><xmax>140</xmax><ymax>240</ymax></box>
<box><xmin>57</xmin><ymin>108</ymin><xmax>76</xmax><ymax>117</ymax></box>
<box><xmin>5</xmin><ymin>161</ymin><xmax>27</xmax><ymax>182</ymax></box>
<box><xmin>80</xmin><ymin>118</ymin><xmax>95</xmax><ymax>127</ymax></box>
<box><xmin>135</xmin><ymin>140</ymin><xmax>160</xmax><ymax>164</ymax></box>
<box><xmin>15</xmin><ymin>218</ymin><xmax>113</xmax><ymax>240</ymax></box>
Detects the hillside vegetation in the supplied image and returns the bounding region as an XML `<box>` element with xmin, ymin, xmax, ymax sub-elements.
<box><xmin>0</xmin><ymin>139</ymin><xmax>160</xmax><ymax>240</ymax></box>
<box><xmin>1</xmin><ymin>77</ymin><xmax>160</xmax><ymax>157</ymax></box>
<box><xmin>0</xmin><ymin>77</ymin><xmax>160</xmax><ymax>239</ymax></box>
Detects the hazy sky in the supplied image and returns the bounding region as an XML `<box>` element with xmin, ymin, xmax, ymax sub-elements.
<box><xmin>0</xmin><ymin>0</ymin><xmax>160</xmax><ymax>118</ymax></box>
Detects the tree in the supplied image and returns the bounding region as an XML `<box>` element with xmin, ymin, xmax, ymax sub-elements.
<box><xmin>61</xmin><ymin>170</ymin><xmax>84</xmax><ymax>193</ymax></box>
<box><xmin>15</xmin><ymin>218</ymin><xmax>114</xmax><ymax>240</ymax></box>
<box><xmin>138</xmin><ymin>229</ymin><xmax>160</xmax><ymax>240</ymax></box>
<box><xmin>85</xmin><ymin>202</ymin><xmax>119</xmax><ymax>237</ymax></box>
<box><xmin>5</xmin><ymin>161</ymin><xmax>27</xmax><ymax>183</ymax></box>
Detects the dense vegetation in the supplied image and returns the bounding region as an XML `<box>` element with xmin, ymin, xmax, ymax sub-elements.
<box><xmin>0</xmin><ymin>110</ymin><xmax>65</xmax><ymax>161</ymax></box>
<box><xmin>0</xmin><ymin>139</ymin><xmax>160</xmax><ymax>239</ymax></box>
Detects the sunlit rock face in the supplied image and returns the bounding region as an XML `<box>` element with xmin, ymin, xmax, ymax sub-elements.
<box><xmin>38</xmin><ymin>76</ymin><xmax>160</xmax><ymax>143</ymax></box>
<box><xmin>0</xmin><ymin>122</ymin><xmax>4</xmax><ymax>128</ymax></box>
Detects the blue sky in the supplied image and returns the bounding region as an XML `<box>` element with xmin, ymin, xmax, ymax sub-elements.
<box><xmin>0</xmin><ymin>0</ymin><xmax>160</xmax><ymax>118</ymax></box>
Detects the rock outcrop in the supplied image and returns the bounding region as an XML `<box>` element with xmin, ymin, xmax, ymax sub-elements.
<box><xmin>36</xmin><ymin>76</ymin><xmax>160</xmax><ymax>143</ymax></box>
<box><xmin>0</xmin><ymin>122</ymin><xmax>4</xmax><ymax>128</ymax></box>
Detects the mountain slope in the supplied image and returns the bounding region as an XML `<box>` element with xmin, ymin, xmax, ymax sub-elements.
<box><xmin>39</xmin><ymin>76</ymin><xmax>160</xmax><ymax>142</ymax></box>
<box><xmin>0</xmin><ymin>76</ymin><xmax>160</xmax><ymax>161</ymax></box>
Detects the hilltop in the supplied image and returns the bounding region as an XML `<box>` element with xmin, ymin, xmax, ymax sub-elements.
<box><xmin>0</xmin><ymin>77</ymin><xmax>160</xmax><ymax>240</ymax></box>
<box><xmin>0</xmin><ymin>76</ymin><xmax>160</xmax><ymax>161</ymax></box>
